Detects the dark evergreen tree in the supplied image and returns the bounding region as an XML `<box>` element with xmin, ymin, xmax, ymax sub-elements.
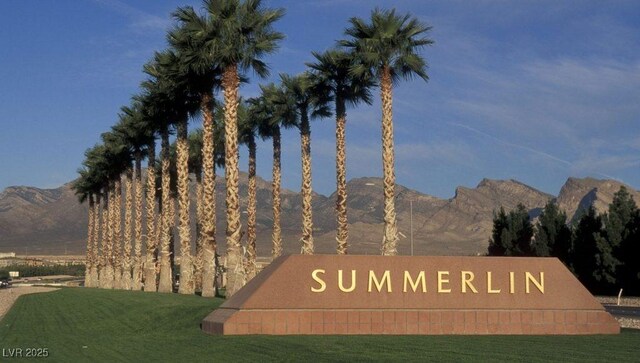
<box><xmin>572</xmin><ymin>206</ymin><xmax>607</xmax><ymax>293</ymax></box>
<box><xmin>604</xmin><ymin>186</ymin><xmax>640</xmax><ymax>294</ymax></box>
<box><xmin>533</xmin><ymin>200</ymin><xmax>572</xmax><ymax>264</ymax></box>
<box><xmin>604</xmin><ymin>186</ymin><xmax>638</xmax><ymax>251</ymax></box>
<box><xmin>488</xmin><ymin>207</ymin><xmax>508</xmax><ymax>256</ymax></box>
<box><xmin>488</xmin><ymin>204</ymin><xmax>534</xmax><ymax>256</ymax></box>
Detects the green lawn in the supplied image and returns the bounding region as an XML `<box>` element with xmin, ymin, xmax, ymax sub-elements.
<box><xmin>0</xmin><ymin>288</ymin><xmax>638</xmax><ymax>362</ymax></box>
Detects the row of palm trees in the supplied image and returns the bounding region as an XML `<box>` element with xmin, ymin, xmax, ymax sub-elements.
<box><xmin>72</xmin><ymin>0</ymin><xmax>433</xmax><ymax>298</ymax></box>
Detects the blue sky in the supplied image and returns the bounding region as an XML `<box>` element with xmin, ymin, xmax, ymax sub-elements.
<box><xmin>1</xmin><ymin>0</ymin><xmax>639</xmax><ymax>199</ymax></box>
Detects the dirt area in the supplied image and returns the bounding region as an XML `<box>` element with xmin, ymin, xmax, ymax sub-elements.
<box><xmin>597</xmin><ymin>296</ymin><xmax>640</xmax><ymax>329</ymax></box>
<box><xmin>0</xmin><ymin>286</ymin><xmax>58</xmax><ymax>320</ymax></box>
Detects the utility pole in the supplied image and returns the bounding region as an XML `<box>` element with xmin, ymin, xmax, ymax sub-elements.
<box><xmin>410</xmin><ymin>199</ymin><xmax>414</xmax><ymax>256</ymax></box>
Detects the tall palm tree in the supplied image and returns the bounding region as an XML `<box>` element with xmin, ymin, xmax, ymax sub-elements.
<box><xmin>307</xmin><ymin>49</ymin><xmax>373</xmax><ymax>254</ymax></box>
<box><xmin>110</xmin><ymin>121</ymin><xmax>135</xmax><ymax>290</ymax></box>
<box><xmin>170</xmin><ymin>6</ymin><xmax>223</xmax><ymax>297</ymax></box>
<box><xmin>159</xmin><ymin>33</ymin><xmax>207</xmax><ymax>296</ymax></box>
<box><xmin>72</xmin><ymin>169</ymin><xmax>95</xmax><ymax>287</ymax></box>
<box><xmin>141</xmin><ymin>52</ymin><xmax>183</xmax><ymax>293</ymax></box>
<box><xmin>252</xmin><ymin>83</ymin><xmax>297</xmax><ymax>259</ymax></box>
<box><xmin>186</xmin><ymin>129</ymin><xmax>205</xmax><ymax>291</ymax></box>
<box><xmin>80</xmin><ymin>145</ymin><xmax>110</xmax><ymax>287</ymax></box>
<box><xmin>116</xmin><ymin>101</ymin><xmax>155</xmax><ymax>290</ymax></box>
<box><xmin>135</xmin><ymin>94</ymin><xmax>160</xmax><ymax>293</ymax></box>
<box><xmin>341</xmin><ymin>8</ymin><xmax>433</xmax><ymax>256</ymax></box>
<box><xmin>101</xmin><ymin>184</ymin><xmax>113</xmax><ymax>289</ymax></box>
<box><xmin>280</xmin><ymin>73</ymin><xmax>331</xmax><ymax>255</ymax></box>
<box><xmin>239</xmin><ymin>100</ymin><xmax>259</xmax><ymax>279</ymax></box>
<box><xmin>101</xmin><ymin>130</ymin><xmax>131</xmax><ymax>289</ymax></box>
<box><xmin>90</xmin><ymin>190</ymin><xmax>102</xmax><ymax>287</ymax></box>
<box><xmin>201</xmin><ymin>0</ymin><xmax>284</xmax><ymax>297</ymax></box>
<box><xmin>84</xmin><ymin>144</ymin><xmax>111</xmax><ymax>289</ymax></box>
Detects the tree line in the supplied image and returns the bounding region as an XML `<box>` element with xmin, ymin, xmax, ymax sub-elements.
<box><xmin>71</xmin><ymin>0</ymin><xmax>434</xmax><ymax>298</ymax></box>
<box><xmin>488</xmin><ymin>186</ymin><xmax>640</xmax><ymax>295</ymax></box>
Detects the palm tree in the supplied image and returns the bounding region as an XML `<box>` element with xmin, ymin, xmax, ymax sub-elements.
<box><xmin>101</xmin><ymin>184</ymin><xmax>112</xmax><ymax>289</ymax></box>
<box><xmin>83</xmin><ymin>144</ymin><xmax>111</xmax><ymax>289</ymax></box>
<box><xmin>280</xmin><ymin>73</ymin><xmax>331</xmax><ymax>254</ymax></box>
<box><xmin>135</xmin><ymin>94</ymin><xmax>160</xmax><ymax>293</ymax></box>
<box><xmin>110</xmin><ymin>121</ymin><xmax>136</xmax><ymax>290</ymax></box>
<box><xmin>252</xmin><ymin>83</ymin><xmax>297</xmax><ymax>259</ymax></box>
<box><xmin>80</xmin><ymin>145</ymin><xmax>110</xmax><ymax>287</ymax></box>
<box><xmin>239</xmin><ymin>100</ymin><xmax>259</xmax><ymax>279</ymax></box>
<box><xmin>201</xmin><ymin>0</ymin><xmax>284</xmax><ymax>297</ymax></box>
<box><xmin>170</xmin><ymin>6</ymin><xmax>224</xmax><ymax>297</ymax></box>
<box><xmin>101</xmin><ymin>130</ymin><xmax>131</xmax><ymax>289</ymax></box>
<box><xmin>72</xmin><ymin>169</ymin><xmax>95</xmax><ymax>288</ymax></box>
<box><xmin>113</xmin><ymin>101</ymin><xmax>155</xmax><ymax>290</ymax></box>
<box><xmin>341</xmin><ymin>8</ymin><xmax>433</xmax><ymax>255</ymax></box>
<box><xmin>141</xmin><ymin>52</ymin><xmax>183</xmax><ymax>293</ymax></box>
<box><xmin>307</xmin><ymin>49</ymin><xmax>373</xmax><ymax>254</ymax></box>
<box><xmin>186</xmin><ymin>129</ymin><xmax>205</xmax><ymax>291</ymax></box>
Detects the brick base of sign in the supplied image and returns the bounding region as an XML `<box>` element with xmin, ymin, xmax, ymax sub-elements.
<box><xmin>202</xmin><ymin>308</ymin><xmax>620</xmax><ymax>335</ymax></box>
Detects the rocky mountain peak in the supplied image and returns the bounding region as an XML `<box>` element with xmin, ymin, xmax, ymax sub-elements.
<box><xmin>0</xmin><ymin>176</ymin><xmax>638</xmax><ymax>256</ymax></box>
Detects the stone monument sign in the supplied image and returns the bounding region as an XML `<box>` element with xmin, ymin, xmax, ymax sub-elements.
<box><xmin>202</xmin><ymin>255</ymin><xmax>619</xmax><ymax>335</ymax></box>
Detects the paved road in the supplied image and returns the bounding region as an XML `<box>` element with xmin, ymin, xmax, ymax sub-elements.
<box><xmin>604</xmin><ymin>304</ymin><xmax>640</xmax><ymax>318</ymax></box>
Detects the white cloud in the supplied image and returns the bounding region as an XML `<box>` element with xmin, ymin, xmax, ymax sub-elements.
<box><xmin>91</xmin><ymin>0</ymin><xmax>171</xmax><ymax>32</ymax></box>
<box><xmin>573</xmin><ymin>155</ymin><xmax>640</xmax><ymax>175</ymax></box>
<box><xmin>523</xmin><ymin>59</ymin><xmax>640</xmax><ymax>95</ymax></box>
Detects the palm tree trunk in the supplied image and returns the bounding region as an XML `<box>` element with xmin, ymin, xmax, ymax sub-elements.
<box><xmin>113</xmin><ymin>178</ymin><xmax>123</xmax><ymax>289</ymax></box>
<box><xmin>380</xmin><ymin>66</ymin><xmax>399</xmax><ymax>256</ymax></box>
<box><xmin>84</xmin><ymin>194</ymin><xmax>95</xmax><ymax>288</ymax></box>
<box><xmin>154</xmin><ymin>194</ymin><xmax>163</xmax><ymax>285</ymax></box>
<box><xmin>222</xmin><ymin>64</ymin><xmax>244</xmax><ymax>297</ymax></box>
<box><xmin>169</xmin><ymin>193</ymin><xmax>176</xmax><ymax>279</ymax></box>
<box><xmin>194</xmin><ymin>170</ymin><xmax>204</xmax><ymax>292</ymax></box>
<box><xmin>271</xmin><ymin>127</ymin><xmax>282</xmax><ymax>259</ymax></box>
<box><xmin>143</xmin><ymin>143</ymin><xmax>158</xmax><ymax>292</ymax></box>
<box><xmin>335</xmin><ymin>99</ymin><xmax>348</xmax><ymax>254</ymax></box>
<box><xmin>300</xmin><ymin>110</ymin><xmax>314</xmax><ymax>255</ymax></box>
<box><xmin>158</xmin><ymin>129</ymin><xmax>174</xmax><ymax>293</ymax></box>
<box><xmin>132</xmin><ymin>153</ymin><xmax>143</xmax><ymax>290</ymax></box>
<box><xmin>177</xmin><ymin>119</ymin><xmax>194</xmax><ymax>295</ymax></box>
<box><xmin>98</xmin><ymin>189</ymin><xmax>109</xmax><ymax>288</ymax></box>
<box><xmin>103</xmin><ymin>186</ymin><xmax>115</xmax><ymax>289</ymax></box>
<box><xmin>91</xmin><ymin>193</ymin><xmax>101</xmax><ymax>287</ymax></box>
<box><xmin>200</xmin><ymin>91</ymin><xmax>217</xmax><ymax>297</ymax></box>
<box><xmin>122</xmin><ymin>167</ymin><xmax>134</xmax><ymax>290</ymax></box>
<box><xmin>245</xmin><ymin>136</ymin><xmax>258</xmax><ymax>280</ymax></box>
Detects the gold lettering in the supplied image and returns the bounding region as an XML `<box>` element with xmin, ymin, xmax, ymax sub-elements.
<box><xmin>403</xmin><ymin>271</ymin><xmax>426</xmax><ymax>293</ymax></box>
<box><xmin>487</xmin><ymin>271</ymin><xmax>501</xmax><ymax>293</ymax></box>
<box><xmin>526</xmin><ymin>272</ymin><xmax>544</xmax><ymax>293</ymax></box>
<box><xmin>509</xmin><ymin>271</ymin><xmax>515</xmax><ymax>294</ymax></box>
<box><xmin>368</xmin><ymin>270</ymin><xmax>392</xmax><ymax>292</ymax></box>
<box><xmin>311</xmin><ymin>269</ymin><xmax>326</xmax><ymax>292</ymax></box>
<box><xmin>338</xmin><ymin>269</ymin><xmax>356</xmax><ymax>292</ymax></box>
<box><xmin>437</xmin><ymin>271</ymin><xmax>451</xmax><ymax>293</ymax></box>
<box><xmin>461</xmin><ymin>271</ymin><xmax>478</xmax><ymax>293</ymax></box>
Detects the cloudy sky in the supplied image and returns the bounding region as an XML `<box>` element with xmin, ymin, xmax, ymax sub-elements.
<box><xmin>1</xmin><ymin>0</ymin><xmax>638</xmax><ymax>199</ymax></box>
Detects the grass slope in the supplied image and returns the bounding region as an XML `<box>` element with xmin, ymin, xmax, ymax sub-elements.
<box><xmin>1</xmin><ymin>288</ymin><xmax>638</xmax><ymax>362</ymax></box>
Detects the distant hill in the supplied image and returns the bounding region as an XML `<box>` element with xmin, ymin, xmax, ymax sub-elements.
<box><xmin>0</xmin><ymin>175</ymin><xmax>637</xmax><ymax>256</ymax></box>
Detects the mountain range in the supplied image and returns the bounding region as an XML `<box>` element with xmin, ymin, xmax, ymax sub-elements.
<box><xmin>0</xmin><ymin>175</ymin><xmax>638</xmax><ymax>256</ymax></box>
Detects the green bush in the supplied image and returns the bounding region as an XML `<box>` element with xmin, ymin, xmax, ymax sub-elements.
<box><xmin>0</xmin><ymin>263</ymin><xmax>85</xmax><ymax>279</ymax></box>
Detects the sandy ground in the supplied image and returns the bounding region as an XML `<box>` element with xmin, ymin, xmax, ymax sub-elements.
<box><xmin>0</xmin><ymin>286</ymin><xmax>58</xmax><ymax>320</ymax></box>
<box><xmin>596</xmin><ymin>296</ymin><xmax>640</xmax><ymax>329</ymax></box>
